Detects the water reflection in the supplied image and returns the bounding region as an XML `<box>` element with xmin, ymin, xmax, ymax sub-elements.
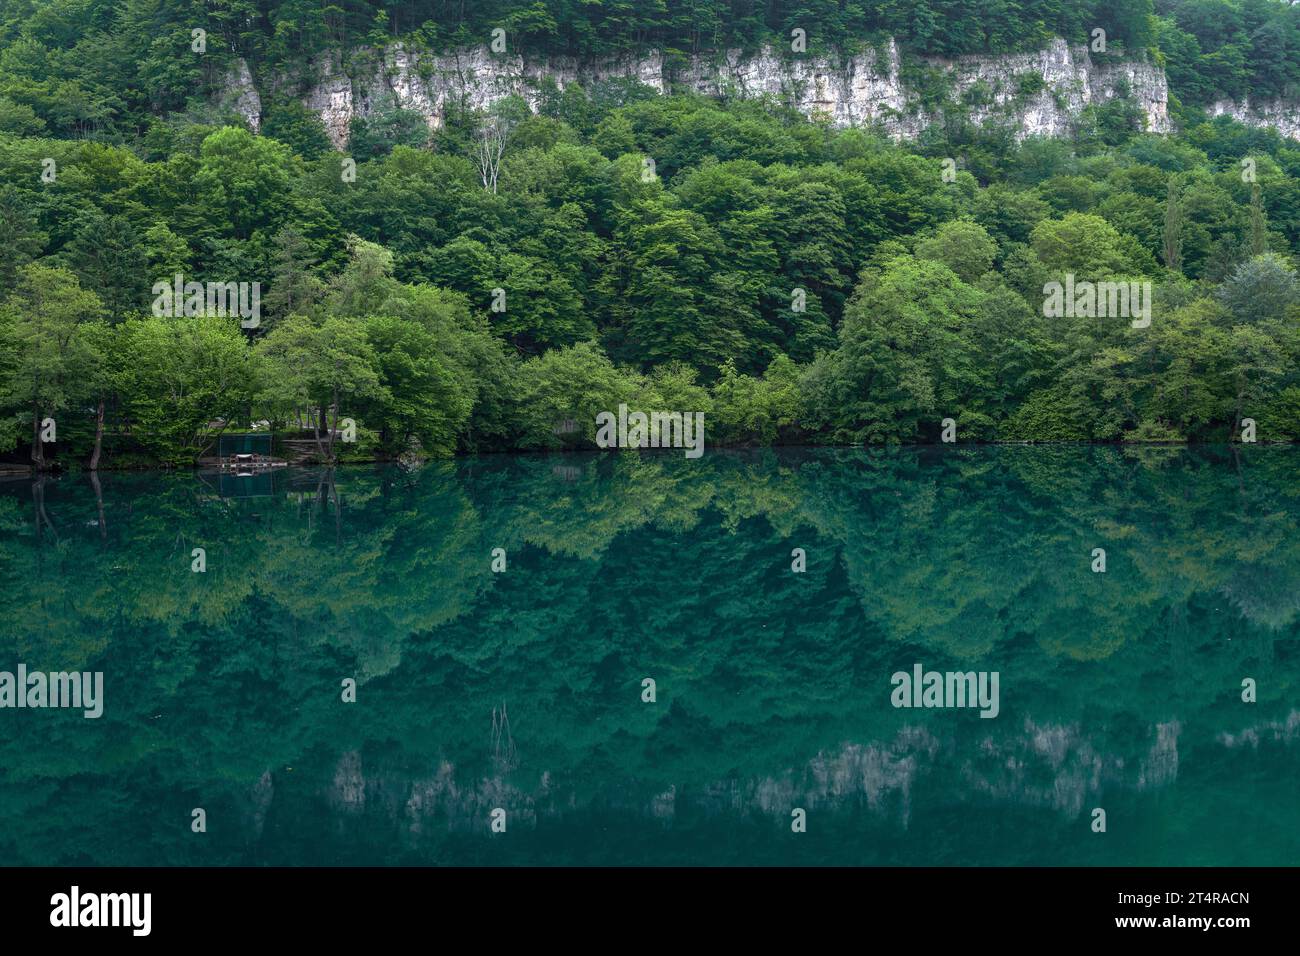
<box><xmin>0</xmin><ymin>446</ymin><xmax>1296</xmax><ymax>864</ymax></box>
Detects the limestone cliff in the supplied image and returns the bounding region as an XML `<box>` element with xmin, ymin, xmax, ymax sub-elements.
<box><xmin>214</xmin><ymin>37</ymin><xmax>1298</xmax><ymax>150</ymax></box>
<box><xmin>1210</xmin><ymin>97</ymin><xmax>1300</xmax><ymax>142</ymax></box>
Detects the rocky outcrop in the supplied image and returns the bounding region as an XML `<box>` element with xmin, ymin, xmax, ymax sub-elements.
<box><xmin>308</xmin><ymin>717</ymin><xmax>1198</xmax><ymax>842</ymax></box>
<box><xmin>674</xmin><ymin>38</ymin><xmax>1168</xmax><ymax>141</ymax></box>
<box><xmin>1217</xmin><ymin>709</ymin><xmax>1300</xmax><ymax>748</ymax></box>
<box><xmin>1209</xmin><ymin>98</ymin><xmax>1300</xmax><ymax>141</ymax></box>
<box><xmin>225</xmin><ymin>37</ymin><xmax>1172</xmax><ymax>151</ymax></box>
<box><xmin>962</xmin><ymin>718</ymin><xmax>1181</xmax><ymax>816</ymax></box>
<box><xmin>217</xmin><ymin>57</ymin><xmax>261</xmax><ymax>133</ymax></box>
<box><xmin>218</xmin><ymin>37</ymin><xmax>1300</xmax><ymax>150</ymax></box>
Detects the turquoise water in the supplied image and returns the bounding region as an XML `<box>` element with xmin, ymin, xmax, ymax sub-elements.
<box><xmin>0</xmin><ymin>446</ymin><xmax>1296</xmax><ymax>865</ymax></box>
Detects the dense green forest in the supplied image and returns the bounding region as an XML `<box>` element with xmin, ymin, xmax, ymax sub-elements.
<box><xmin>0</xmin><ymin>1</ymin><xmax>1299</xmax><ymax>466</ymax></box>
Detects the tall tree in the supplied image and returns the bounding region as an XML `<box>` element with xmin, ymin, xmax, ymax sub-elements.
<box><xmin>0</xmin><ymin>264</ymin><xmax>103</xmax><ymax>470</ymax></box>
<box><xmin>1162</xmin><ymin>178</ymin><xmax>1184</xmax><ymax>274</ymax></box>
<box><xmin>1248</xmin><ymin>182</ymin><xmax>1269</xmax><ymax>257</ymax></box>
<box><xmin>257</xmin><ymin>314</ymin><xmax>387</xmax><ymax>462</ymax></box>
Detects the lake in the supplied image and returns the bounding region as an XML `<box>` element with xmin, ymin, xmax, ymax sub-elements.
<box><xmin>1</xmin><ymin>446</ymin><xmax>1296</xmax><ymax>865</ymax></box>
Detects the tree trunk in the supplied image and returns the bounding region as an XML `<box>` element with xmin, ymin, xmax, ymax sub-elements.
<box><xmin>1232</xmin><ymin>386</ymin><xmax>1244</xmax><ymax>442</ymax></box>
<box><xmin>311</xmin><ymin>406</ymin><xmax>327</xmax><ymax>462</ymax></box>
<box><xmin>90</xmin><ymin>470</ymin><xmax>106</xmax><ymax>541</ymax></box>
<box><xmin>89</xmin><ymin>398</ymin><xmax>105</xmax><ymax>470</ymax></box>
<box><xmin>327</xmin><ymin>386</ymin><xmax>339</xmax><ymax>462</ymax></box>
<box><xmin>31</xmin><ymin>405</ymin><xmax>45</xmax><ymax>469</ymax></box>
<box><xmin>330</xmin><ymin>472</ymin><xmax>341</xmax><ymax>546</ymax></box>
<box><xmin>32</xmin><ymin>476</ymin><xmax>56</xmax><ymax>541</ymax></box>
<box><xmin>32</xmin><ymin>478</ymin><xmax>42</xmax><ymax>542</ymax></box>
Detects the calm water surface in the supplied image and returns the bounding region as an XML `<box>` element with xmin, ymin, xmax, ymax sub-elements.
<box><xmin>1</xmin><ymin>446</ymin><xmax>1297</xmax><ymax>865</ymax></box>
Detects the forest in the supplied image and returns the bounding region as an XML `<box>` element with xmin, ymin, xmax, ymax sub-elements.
<box><xmin>0</xmin><ymin>0</ymin><xmax>1299</xmax><ymax>466</ymax></box>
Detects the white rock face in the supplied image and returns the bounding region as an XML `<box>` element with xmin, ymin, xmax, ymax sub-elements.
<box><xmin>309</xmin><ymin>715</ymin><xmax>1195</xmax><ymax>847</ymax></box>
<box><xmin>941</xmin><ymin>38</ymin><xmax>1170</xmax><ymax>139</ymax></box>
<box><xmin>217</xmin><ymin>37</ymin><xmax>1299</xmax><ymax>150</ymax></box>
<box><xmin>228</xmin><ymin>37</ymin><xmax>1173</xmax><ymax>150</ymax></box>
<box><xmin>319</xmin><ymin>43</ymin><xmax>667</xmax><ymax>147</ymax></box>
<box><xmin>299</xmin><ymin>51</ymin><xmax>353</xmax><ymax>145</ymax></box>
<box><xmin>218</xmin><ymin>57</ymin><xmax>262</xmax><ymax>133</ymax></box>
<box><xmin>676</xmin><ymin>38</ymin><xmax>1168</xmax><ymax>141</ymax></box>
<box><xmin>1210</xmin><ymin>98</ymin><xmax>1300</xmax><ymax>141</ymax></box>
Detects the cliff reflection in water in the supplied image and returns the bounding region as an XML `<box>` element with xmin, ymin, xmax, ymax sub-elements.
<box><xmin>0</xmin><ymin>446</ymin><xmax>1296</xmax><ymax>865</ymax></box>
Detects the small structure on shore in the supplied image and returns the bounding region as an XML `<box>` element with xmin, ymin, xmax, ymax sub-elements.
<box><xmin>199</xmin><ymin>433</ymin><xmax>286</xmax><ymax>499</ymax></box>
<box><xmin>216</xmin><ymin>433</ymin><xmax>286</xmax><ymax>473</ymax></box>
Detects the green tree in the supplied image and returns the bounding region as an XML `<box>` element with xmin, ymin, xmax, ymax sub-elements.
<box><xmin>1216</xmin><ymin>253</ymin><xmax>1298</xmax><ymax>325</ymax></box>
<box><xmin>914</xmin><ymin>220</ymin><xmax>998</xmax><ymax>283</ymax></box>
<box><xmin>1162</xmin><ymin>178</ymin><xmax>1184</xmax><ymax>274</ymax></box>
<box><xmin>512</xmin><ymin>341</ymin><xmax>645</xmax><ymax>449</ymax></box>
<box><xmin>0</xmin><ymin>264</ymin><xmax>103</xmax><ymax>469</ymax></box>
<box><xmin>803</xmin><ymin>256</ymin><xmax>989</xmax><ymax>443</ymax></box>
<box><xmin>61</xmin><ymin>212</ymin><xmax>146</xmax><ymax>317</ymax></box>
<box><xmin>0</xmin><ymin>185</ymin><xmax>46</xmax><ymax>289</ymax></box>
<box><xmin>193</xmin><ymin>127</ymin><xmax>298</xmax><ymax>241</ymax></box>
<box><xmin>115</xmin><ymin>315</ymin><xmax>261</xmax><ymax>465</ymax></box>
<box><xmin>1031</xmin><ymin>212</ymin><xmax>1148</xmax><ymax>276</ymax></box>
<box><xmin>257</xmin><ymin>314</ymin><xmax>386</xmax><ymax>462</ymax></box>
<box><xmin>264</xmin><ymin>226</ymin><xmax>325</xmax><ymax>324</ymax></box>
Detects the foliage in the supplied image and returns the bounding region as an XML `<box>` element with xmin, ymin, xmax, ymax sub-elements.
<box><xmin>1</xmin><ymin>5</ymin><xmax>1299</xmax><ymax>466</ymax></box>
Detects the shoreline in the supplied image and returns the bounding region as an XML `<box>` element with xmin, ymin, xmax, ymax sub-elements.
<box><xmin>3</xmin><ymin>439</ymin><xmax>1294</xmax><ymax>477</ymax></box>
